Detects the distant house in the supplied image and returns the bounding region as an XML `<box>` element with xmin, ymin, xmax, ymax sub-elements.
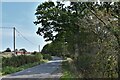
<box><xmin>16</xmin><ymin>51</ymin><xmax>31</xmax><ymax>55</ymax></box>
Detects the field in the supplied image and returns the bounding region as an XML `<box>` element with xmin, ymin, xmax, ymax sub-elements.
<box><xmin>0</xmin><ymin>52</ymin><xmax>13</xmax><ymax>58</ymax></box>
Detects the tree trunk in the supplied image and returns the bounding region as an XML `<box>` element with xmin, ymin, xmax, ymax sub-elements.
<box><xmin>74</xmin><ymin>25</ymin><xmax>80</xmax><ymax>59</ymax></box>
<box><xmin>75</xmin><ymin>43</ymin><xmax>79</xmax><ymax>59</ymax></box>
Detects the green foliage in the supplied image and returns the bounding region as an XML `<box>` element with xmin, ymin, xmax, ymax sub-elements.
<box><xmin>2</xmin><ymin>54</ymin><xmax>43</xmax><ymax>67</ymax></box>
<box><xmin>41</xmin><ymin>44</ymin><xmax>53</xmax><ymax>54</ymax></box>
<box><xmin>2</xmin><ymin>62</ymin><xmax>43</xmax><ymax>75</ymax></box>
<box><xmin>34</xmin><ymin>1</ymin><xmax>119</xmax><ymax>78</ymax></box>
<box><xmin>93</xmin><ymin>51</ymin><xmax>118</xmax><ymax>78</ymax></box>
<box><xmin>62</xmin><ymin>53</ymin><xmax>118</xmax><ymax>78</ymax></box>
<box><xmin>4</xmin><ymin>48</ymin><xmax>11</xmax><ymax>52</ymax></box>
<box><xmin>2</xmin><ymin>66</ymin><xmax>20</xmax><ymax>74</ymax></box>
<box><xmin>42</xmin><ymin>54</ymin><xmax>52</xmax><ymax>60</ymax></box>
<box><xmin>2</xmin><ymin>53</ymin><xmax>49</xmax><ymax>75</ymax></box>
<box><xmin>60</xmin><ymin>61</ymin><xmax>76</xmax><ymax>79</ymax></box>
<box><xmin>74</xmin><ymin>54</ymin><xmax>94</xmax><ymax>78</ymax></box>
<box><xmin>19</xmin><ymin>48</ymin><xmax>27</xmax><ymax>52</ymax></box>
<box><xmin>34</xmin><ymin>53</ymin><xmax>43</xmax><ymax>61</ymax></box>
<box><xmin>41</xmin><ymin>42</ymin><xmax>64</xmax><ymax>57</ymax></box>
<box><xmin>31</xmin><ymin>51</ymin><xmax>37</xmax><ymax>55</ymax></box>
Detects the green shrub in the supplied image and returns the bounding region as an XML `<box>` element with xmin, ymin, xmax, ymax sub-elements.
<box><xmin>2</xmin><ymin>53</ymin><xmax>50</xmax><ymax>75</ymax></box>
<box><xmin>74</xmin><ymin>54</ymin><xmax>93</xmax><ymax>78</ymax></box>
<box><xmin>2</xmin><ymin>54</ymin><xmax>44</xmax><ymax>67</ymax></box>
<box><xmin>2</xmin><ymin>62</ymin><xmax>43</xmax><ymax>75</ymax></box>
<box><xmin>42</xmin><ymin>54</ymin><xmax>52</xmax><ymax>60</ymax></box>
<box><xmin>61</xmin><ymin>61</ymin><xmax>76</xmax><ymax>79</ymax></box>
<box><xmin>31</xmin><ymin>51</ymin><xmax>37</xmax><ymax>55</ymax></box>
<box><xmin>35</xmin><ymin>53</ymin><xmax>43</xmax><ymax>61</ymax></box>
<box><xmin>93</xmin><ymin>52</ymin><xmax>118</xmax><ymax>78</ymax></box>
<box><xmin>2</xmin><ymin>66</ymin><xmax>20</xmax><ymax>75</ymax></box>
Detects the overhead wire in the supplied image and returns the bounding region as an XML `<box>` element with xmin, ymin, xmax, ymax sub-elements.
<box><xmin>0</xmin><ymin>27</ymin><xmax>14</xmax><ymax>29</ymax></box>
<box><xmin>0</xmin><ymin>27</ymin><xmax>37</xmax><ymax>46</ymax></box>
<box><xmin>15</xmin><ymin>28</ymin><xmax>37</xmax><ymax>46</ymax></box>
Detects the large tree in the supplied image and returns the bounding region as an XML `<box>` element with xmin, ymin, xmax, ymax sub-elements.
<box><xmin>34</xmin><ymin>1</ymin><xmax>119</xmax><ymax>78</ymax></box>
<box><xmin>34</xmin><ymin>2</ymin><xmax>92</xmax><ymax>58</ymax></box>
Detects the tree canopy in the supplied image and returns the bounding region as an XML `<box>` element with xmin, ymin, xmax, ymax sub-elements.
<box><xmin>34</xmin><ymin>1</ymin><xmax>119</xmax><ymax>78</ymax></box>
<box><xmin>19</xmin><ymin>48</ymin><xmax>27</xmax><ymax>52</ymax></box>
<box><xmin>4</xmin><ymin>48</ymin><xmax>11</xmax><ymax>52</ymax></box>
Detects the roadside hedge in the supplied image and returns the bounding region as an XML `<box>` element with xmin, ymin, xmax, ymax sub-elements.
<box><xmin>2</xmin><ymin>54</ymin><xmax>43</xmax><ymax>67</ymax></box>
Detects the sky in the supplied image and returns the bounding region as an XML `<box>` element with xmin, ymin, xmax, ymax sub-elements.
<box><xmin>1</xmin><ymin>0</ymin><xmax>52</xmax><ymax>52</ymax></box>
<box><xmin>1</xmin><ymin>0</ymin><xmax>111</xmax><ymax>52</ymax></box>
<box><xmin>0</xmin><ymin>0</ymin><xmax>71</xmax><ymax>52</ymax></box>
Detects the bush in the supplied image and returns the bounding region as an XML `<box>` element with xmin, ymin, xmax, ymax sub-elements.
<box><xmin>2</xmin><ymin>53</ymin><xmax>51</xmax><ymax>75</ymax></box>
<box><xmin>2</xmin><ymin>66</ymin><xmax>20</xmax><ymax>75</ymax></box>
<box><xmin>2</xmin><ymin>54</ymin><xmax>43</xmax><ymax>67</ymax></box>
<box><xmin>42</xmin><ymin>54</ymin><xmax>52</xmax><ymax>60</ymax></box>
<box><xmin>31</xmin><ymin>51</ymin><xmax>37</xmax><ymax>55</ymax></box>
<box><xmin>4</xmin><ymin>48</ymin><xmax>11</xmax><ymax>52</ymax></box>
<box><xmin>2</xmin><ymin>62</ymin><xmax>43</xmax><ymax>75</ymax></box>
<box><xmin>34</xmin><ymin>53</ymin><xmax>43</xmax><ymax>61</ymax></box>
<box><xmin>61</xmin><ymin>61</ymin><xmax>77</xmax><ymax>79</ymax></box>
<box><xmin>74</xmin><ymin>54</ymin><xmax>94</xmax><ymax>78</ymax></box>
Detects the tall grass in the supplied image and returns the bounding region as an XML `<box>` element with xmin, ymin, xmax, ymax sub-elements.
<box><xmin>61</xmin><ymin>54</ymin><xmax>118</xmax><ymax>78</ymax></box>
<box><xmin>2</xmin><ymin>54</ymin><xmax>43</xmax><ymax>67</ymax></box>
<box><xmin>2</xmin><ymin>53</ymin><xmax>52</xmax><ymax>75</ymax></box>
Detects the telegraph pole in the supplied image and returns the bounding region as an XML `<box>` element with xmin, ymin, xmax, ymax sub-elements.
<box><xmin>13</xmin><ymin>27</ymin><xmax>15</xmax><ymax>54</ymax></box>
<box><xmin>38</xmin><ymin>45</ymin><xmax>40</xmax><ymax>52</ymax></box>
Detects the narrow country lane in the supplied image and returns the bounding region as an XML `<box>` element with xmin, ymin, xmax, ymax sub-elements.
<box><xmin>1</xmin><ymin>56</ymin><xmax>64</xmax><ymax>80</ymax></box>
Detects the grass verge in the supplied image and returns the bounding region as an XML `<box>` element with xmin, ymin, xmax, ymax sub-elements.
<box><xmin>2</xmin><ymin>60</ymin><xmax>48</xmax><ymax>75</ymax></box>
<box><xmin>60</xmin><ymin>61</ymin><xmax>77</xmax><ymax>80</ymax></box>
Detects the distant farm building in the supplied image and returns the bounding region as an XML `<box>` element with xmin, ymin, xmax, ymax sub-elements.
<box><xmin>16</xmin><ymin>51</ymin><xmax>31</xmax><ymax>55</ymax></box>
